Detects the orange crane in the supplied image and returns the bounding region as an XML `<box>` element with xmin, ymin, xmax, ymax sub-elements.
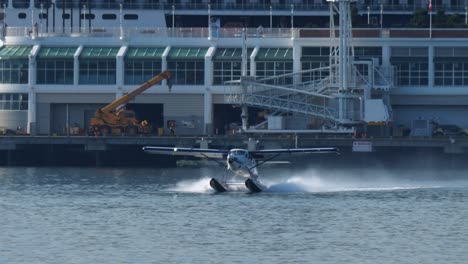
<box><xmin>89</xmin><ymin>70</ymin><xmax>171</xmax><ymax>136</ymax></box>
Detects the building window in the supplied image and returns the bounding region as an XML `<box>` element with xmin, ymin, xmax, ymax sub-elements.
<box><xmin>80</xmin><ymin>14</ymin><xmax>95</xmax><ymax>20</ymax></box>
<box><xmin>37</xmin><ymin>60</ymin><xmax>74</xmax><ymax>84</ymax></box>
<box><xmin>0</xmin><ymin>93</ymin><xmax>28</xmax><ymax>110</ymax></box>
<box><xmin>79</xmin><ymin>60</ymin><xmax>116</xmax><ymax>84</ymax></box>
<box><xmin>256</xmin><ymin>61</ymin><xmax>293</xmax><ymax>85</ymax></box>
<box><xmin>167</xmin><ymin>60</ymin><xmax>204</xmax><ymax>85</ymax></box>
<box><xmin>213</xmin><ymin>61</ymin><xmax>250</xmax><ymax>85</ymax></box>
<box><xmin>124</xmin><ymin>60</ymin><xmax>162</xmax><ymax>85</ymax></box>
<box><xmin>124</xmin><ymin>14</ymin><xmax>138</xmax><ymax>20</ymax></box>
<box><xmin>13</xmin><ymin>0</ymin><xmax>29</xmax><ymax>8</ymax></box>
<box><xmin>0</xmin><ymin>59</ymin><xmax>28</xmax><ymax>84</ymax></box>
<box><xmin>301</xmin><ymin>61</ymin><xmax>329</xmax><ymax>83</ymax></box>
<box><xmin>34</xmin><ymin>0</ymin><xmax>51</xmax><ymax>8</ymax></box>
<box><xmin>435</xmin><ymin>62</ymin><xmax>468</xmax><ymax>86</ymax></box>
<box><xmin>102</xmin><ymin>14</ymin><xmax>117</xmax><ymax>20</ymax></box>
<box><xmin>394</xmin><ymin>62</ymin><xmax>428</xmax><ymax>86</ymax></box>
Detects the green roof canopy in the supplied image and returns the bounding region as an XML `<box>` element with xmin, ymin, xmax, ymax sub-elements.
<box><xmin>0</xmin><ymin>46</ymin><xmax>32</xmax><ymax>59</ymax></box>
<box><xmin>126</xmin><ymin>47</ymin><xmax>165</xmax><ymax>59</ymax></box>
<box><xmin>167</xmin><ymin>47</ymin><xmax>208</xmax><ymax>60</ymax></box>
<box><xmin>213</xmin><ymin>48</ymin><xmax>253</xmax><ymax>60</ymax></box>
<box><xmin>38</xmin><ymin>47</ymin><xmax>78</xmax><ymax>59</ymax></box>
<box><xmin>256</xmin><ymin>48</ymin><xmax>292</xmax><ymax>61</ymax></box>
<box><xmin>80</xmin><ymin>47</ymin><xmax>120</xmax><ymax>59</ymax></box>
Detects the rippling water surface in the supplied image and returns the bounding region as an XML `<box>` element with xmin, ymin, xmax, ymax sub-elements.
<box><xmin>1</xmin><ymin>166</ymin><xmax>468</xmax><ymax>264</ymax></box>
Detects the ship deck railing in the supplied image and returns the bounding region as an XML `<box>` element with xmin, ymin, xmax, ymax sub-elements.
<box><xmin>5</xmin><ymin>27</ymin><xmax>468</xmax><ymax>39</ymax></box>
<box><xmin>22</xmin><ymin>2</ymin><xmax>468</xmax><ymax>13</ymax></box>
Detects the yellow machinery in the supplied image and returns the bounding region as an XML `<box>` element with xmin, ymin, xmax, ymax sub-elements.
<box><xmin>89</xmin><ymin>70</ymin><xmax>171</xmax><ymax>136</ymax></box>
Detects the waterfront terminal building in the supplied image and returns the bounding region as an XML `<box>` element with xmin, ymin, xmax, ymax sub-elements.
<box><xmin>1</xmin><ymin>0</ymin><xmax>468</xmax><ymax>136</ymax></box>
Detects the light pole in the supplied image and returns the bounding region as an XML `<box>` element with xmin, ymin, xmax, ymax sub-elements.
<box><xmin>208</xmin><ymin>4</ymin><xmax>211</xmax><ymax>39</ymax></box>
<box><xmin>290</xmin><ymin>4</ymin><xmax>294</xmax><ymax>30</ymax></box>
<box><xmin>380</xmin><ymin>4</ymin><xmax>383</xmax><ymax>28</ymax></box>
<box><xmin>3</xmin><ymin>3</ymin><xmax>5</xmax><ymax>26</ymax></box>
<box><xmin>172</xmin><ymin>5</ymin><xmax>175</xmax><ymax>30</ymax></box>
<box><xmin>270</xmin><ymin>5</ymin><xmax>272</xmax><ymax>29</ymax></box>
<box><xmin>465</xmin><ymin>6</ymin><xmax>467</xmax><ymax>25</ymax></box>
<box><xmin>119</xmin><ymin>3</ymin><xmax>123</xmax><ymax>39</ymax></box>
<box><xmin>367</xmin><ymin>6</ymin><xmax>370</xmax><ymax>25</ymax></box>
<box><xmin>40</xmin><ymin>3</ymin><xmax>43</xmax><ymax>34</ymax></box>
<box><xmin>83</xmin><ymin>5</ymin><xmax>87</xmax><ymax>32</ymax></box>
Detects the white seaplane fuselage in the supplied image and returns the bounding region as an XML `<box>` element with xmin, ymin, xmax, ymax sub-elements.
<box><xmin>226</xmin><ymin>149</ymin><xmax>259</xmax><ymax>179</ymax></box>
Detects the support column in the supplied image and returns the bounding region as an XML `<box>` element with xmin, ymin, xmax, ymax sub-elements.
<box><xmin>241</xmin><ymin>105</ymin><xmax>248</xmax><ymax>131</ymax></box>
<box><xmin>162</xmin><ymin>46</ymin><xmax>171</xmax><ymax>87</ymax></box>
<box><xmin>204</xmin><ymin>88</ymin><xmax>213</xmax><ymax>135</ymax></box>
<box><xmin>250</xmin><ymin>46</ymin><xmax>260</xmax><ymax>77</ymax></box>
<box><xmin>116</xmin><ymin>46</ymin><xmax>127</xmax><ymax>88</ymax></box>
<box><xmin>205</xmin><ymin>46</ymin><xmax>215</xmax><ymax>87</ymax></box>
<box><xmin>292</xmin><ymin>41</ymin><xmax>301</xmax><ymax>85</ymax></box>
<box><xmin>382</xmin><ymin>45</ymin><xmax>391</xmax><ymax>68</ymax></box>
<box><xmin>27</xmin><ymin>90</ymin><xmax>36</xmax><ymax>134</ymax></box>
<box><xmin>203</xmin><ymin>46</ymin><xmax>215</xmax><ymax>135</ymax></box>
<box><xmin>428</xmin><ymin>45</ymin><xmax>434</xmax><ymax>88</ymax></box>
<box><xmin>27</xmin><ymin>45</ymin><xmax>39</xmax><ymax>135</ymax></box>
<box><xmin>73</xmin><ymin>46</ymin><xmax>83</xmax><ymax>85</ymax></box>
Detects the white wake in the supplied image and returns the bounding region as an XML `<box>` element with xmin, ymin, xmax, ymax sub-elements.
<box><xmin>166</xmin><ymin>168</ymin><xmax>463</xmax><ymax>194</ymax></box>
<box><xmin>168</xmin><ymin>177</ymin><xmax>213</xmax><ymax>193</ymax></box>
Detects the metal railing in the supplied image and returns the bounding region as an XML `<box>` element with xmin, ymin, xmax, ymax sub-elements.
<box><xmin>3</xmin><ymin>26</ymin><xmax>296</xmax><ymax>39</ymax></box>
<box><xmin>5</xmin><ymin>26</ymin><xmax>468</xmax><ymax>39</ymax></box>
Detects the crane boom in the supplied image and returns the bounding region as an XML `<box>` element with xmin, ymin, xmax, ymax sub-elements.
<box><xmin>101</xmin><ymin>70</ymin><xmax>171</xmax><ymax>113</ymax></box>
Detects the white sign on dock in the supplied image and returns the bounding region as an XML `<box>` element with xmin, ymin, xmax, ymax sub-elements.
<box><xmin>353</xmin><ymin>141</ymin><xmax>373</xmax><ymax>152</ymax></box>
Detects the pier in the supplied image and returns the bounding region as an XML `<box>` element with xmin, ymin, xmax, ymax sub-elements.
<box><xmin>1</xmin><ymin>135</ymin><xmax>468</xmax><ymax>168</ymax></box>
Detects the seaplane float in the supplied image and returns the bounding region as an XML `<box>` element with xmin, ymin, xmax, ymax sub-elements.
<box><xmin>142</xmin><ymin>146</ymin><xmax>339</xmax><ymax>193</ymax></box>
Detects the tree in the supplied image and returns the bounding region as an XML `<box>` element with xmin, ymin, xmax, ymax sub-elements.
<box><xmin>407</xmin><ymin>9</ymin><xmax>428</xmax><ymax>28</ymax></box>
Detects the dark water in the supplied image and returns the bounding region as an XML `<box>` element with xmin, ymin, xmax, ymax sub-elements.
<box><xmin>1</xmin><ymin>166</ymin><xmax>468</xmax><ymax>264</ymax></box>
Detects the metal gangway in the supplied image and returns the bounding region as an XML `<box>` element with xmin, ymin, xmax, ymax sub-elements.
<box><xmin>225</xmin><ymin>62</ymin><xmax>393</xmax><ymax>125</ymax></box>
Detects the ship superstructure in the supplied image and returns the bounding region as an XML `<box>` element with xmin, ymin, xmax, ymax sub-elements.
<box><xmin>1</xmin><ymin>0</ymin><xmax>468</xmax><ymax>137</ymax></box>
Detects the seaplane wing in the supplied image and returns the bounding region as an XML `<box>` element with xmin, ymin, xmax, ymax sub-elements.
<box><xmin>142</xmin><ymin>146</ymin><xmax>228</xmax><ymax>159</ymax></box>
<box><xmin>143</xmin><ymin>146</ymin><xmax>339</xmax><ymax>193</ymax></box>
<box><xmin>250</xmin><ymin>147</ymin><xmax>339</xmax><ymax>156</ymax></box>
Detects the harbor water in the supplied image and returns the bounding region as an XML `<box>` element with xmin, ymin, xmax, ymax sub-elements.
<box><xmin>1</xmin><ymin>166</ymin><xmax>468</xmax><ymax>264</ymax></box>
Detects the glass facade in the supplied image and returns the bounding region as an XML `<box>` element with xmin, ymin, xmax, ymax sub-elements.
<box><xmin>301</xmin><ymin>47</ymin><xmax>330</xmax><ymax>83</ymax></box>
<box><xmin>394</xmin><ymin>62</ymin><xmax>428</xmax><ymax>86</ymax></box>
<box><xmin>391</xmin><ymin>47</ymin><xmax>428</xmax><ymax>87</ymax></box>
<box><xmin>301</xmin><ymin>61</ymin><xmax>329</xmax><ymax>82</ymax></box>
<box><xmin>213</xmin><ymin>61</ymin><xmax>242</xmax><ymax>85</ymax></box>
<box><xmin>434</xmin><ymin>62</ymin><xmax>468</xmax><ymax>86</ymax></box>
<box><xmin>434</xmin><ymin>48</ymin><xmax>468</xmax><ymax>86</ymax></box>
<box><xmin>79</xmin><ymin>60</ymin><xmax>116</xmax><ymax>84</ymax></box>
<box><xmin>4</xmin><ymin>45</ymin><xmax>468</xmax><ymax>88</ymax></box>
<box><xmin>37</xmin><ymin>60</ymin><xmax>74</xmax><ymax>84</ymax></box>
<box><xmin>167</xmin><ymin>61</ymin><xmax>204</xmax><ymax>85</ymax></box>
<box><xmin>213</xmin><ymin>48</ymin><xmax>251</xmax><ymax>85</ymax></box>
<box><xmin>0</xmin><ymin>60</ymin><xmax>28</xmax><ymax>84</ymax></box>
<box><xmin>0</xmin><ymin>93</ymin><xmax>28</xmax><ymax>110</ymax></box>
<box><xmin>256</xmin><ymin>61</ymin><xmax>293</xmax><ymax>85</ymax></box>
<box><xmin>124</xmin><ymin>60</ymin><xmax>162</xmax><ymax>85</ymax></box>
<box><xmin>256</xmin><ymin>47</ymin><xmax>293</xmax><ymax>86</ymax></box>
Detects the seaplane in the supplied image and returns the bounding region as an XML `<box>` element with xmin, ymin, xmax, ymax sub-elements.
<box><xmin>142</xmin><ymin>145</ymin><xmax>339</xmax><ymax>193</ymax></box>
